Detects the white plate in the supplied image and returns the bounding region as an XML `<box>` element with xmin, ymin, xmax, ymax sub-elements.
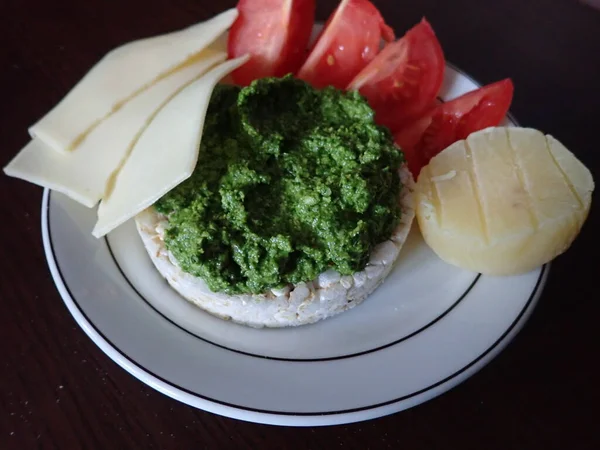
<box><xmin>42</xmin><ymin>63</ymin><xmax>548</xmax><ymax>426</ymax></box>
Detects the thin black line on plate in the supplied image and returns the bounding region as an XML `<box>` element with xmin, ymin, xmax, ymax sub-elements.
<box><xmin>104</xmin><ymin>221</ymin><xmax>480</xmax><ymax>362</ymax></box>
<box><xmin>46</xmin><ymin>192</ymin><xmax>547</xmax><ymax>415</ymax></box>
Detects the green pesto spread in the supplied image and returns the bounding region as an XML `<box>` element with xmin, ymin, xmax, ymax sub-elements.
<box><xmin>154</xmin><ymin>75</ymin><xmax>404</xmax><ymax>295</ymax></box>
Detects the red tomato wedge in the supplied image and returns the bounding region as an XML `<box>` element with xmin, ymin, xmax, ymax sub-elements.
<box><xmin>392</xmin><ymin>114</ymin><xmax>431</xmax><ymax>176</ymax></box>
<box><xmin>228</xmin><ymin>0</ymin><xmax>316</xmax><ymax>86</ymax></box>
<box><xmin>348</xmin><ymin>18</ymin><xmax>445</xmax><ymax>132</ymax></box>
<box><xmin>394</xmin><ymin>78</ymin><xmax>514</xmax><ymax>177</ymax></box>
<box><xmin>296</xmin><ymin>0</ymin><xmax>394</xmax><ymax>89</ymax></box>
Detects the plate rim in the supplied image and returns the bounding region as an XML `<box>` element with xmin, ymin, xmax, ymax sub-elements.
<box><xmin>41</xmin><ymin>64</ymin><xmax>549</xmax><ymax>426</ymax></box>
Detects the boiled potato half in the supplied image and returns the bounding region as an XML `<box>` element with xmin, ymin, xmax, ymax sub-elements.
<box><xmin>416</xmin><ymin>126</ymin><xmax>594</xmax><ymax>275</ymax></box>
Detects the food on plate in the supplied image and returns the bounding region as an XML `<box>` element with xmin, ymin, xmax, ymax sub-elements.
<box><xmin>2</xmin><ymin>0</ymin><xmax>594</xmax><ymax>329</ymax></box>
<box><xmin>228</xmin><ymin>0</ymin><xmax>316</xmax><ymax>86</ymax></box>
<box><xmin>394</xmin><ymin>79</ymin><xmax>514</xmax><ymax>177</ymax></box>
<box><xmin>416</xmin><ymin>127</ymin><xmax>594</xmax><ymax>276</ymax></box>
<box><xmin>92</xmin><ymin>56</ymin><xmax>250</xmax><ymax>238</ymax></box>
<box><xmin>3</xmin><ymin>49</ymin><xmax>227</xmax><ymax>207</ymax></box>
<box><xmin>296</xmin><ymin>0</ymin><xmax>394</xmax><ymax>89</ymax></box>
<box><xmin>134</xmin><ymin>76</ymin><xmax>415</xmax><ymax>327</ymax></box>
<box><xmin>28</xmin><ymin>9</ymin><xmax>238</xmax><ymax>154</ymax></box>
<box><xmin>347</xmin><ymin>18</ymin><xmax>445</xmax><ymax>132</ymax></box>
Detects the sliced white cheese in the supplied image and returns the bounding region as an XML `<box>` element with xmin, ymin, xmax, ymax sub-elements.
<box><xmin>209</xmin><ymin>28</ymin><xmax>229</xmax><ymax>53</ymax></box>
<box><xmin>29</xmin><ymin>8</ymin><xmax>238</xmax><ymax>154</ymax></box>
<box><xmin>4</xmin><ymin>140</ymin><xmax>100</xmax><ymax>207</ymax></box>
<box><xmin>92</xmin><ymin>55</ymin><xmax>250</xmax><ymax>238</ymax></box>
<box><xmin>3</xmin><ymin>49</ymin><xmax>226</xmax><ymax>208</ymax></box>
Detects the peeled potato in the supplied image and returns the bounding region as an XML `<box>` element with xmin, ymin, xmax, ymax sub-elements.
<box><xmin>416</xmin><ymin>126</ymin><xmax>594</xmax><ymax>275</ymax></box>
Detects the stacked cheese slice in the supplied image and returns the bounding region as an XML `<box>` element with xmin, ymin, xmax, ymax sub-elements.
<box><xmin>4</xmin><ymin>8</ymin><xmax>249</xmax><ymax>238</ymax></box>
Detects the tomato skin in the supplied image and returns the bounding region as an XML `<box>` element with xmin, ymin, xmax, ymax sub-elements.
<box><xmin>228</xmin><ymin>0</ymin><xmax>316</xmax><ymax>86</ymax></box>
<box><xmin>348</xmin><ymin>18</ymin><xmax>445</xmax><ymax>132</ymax></box>
<box><xmin>296</xmin><ymin>0</ymin><xmax>394</xmax><ymax>89</ymax></box>
<box><xmin>394</xmin><ymin>79</ymin><xmax>514</xmax><ymax>178</ymax></box>
<box><xmin>393</xmin><ymin>114</ymin><xmax>430</xmax><ymax>175</ymax></box>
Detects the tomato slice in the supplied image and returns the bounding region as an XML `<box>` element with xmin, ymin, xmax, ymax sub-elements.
<box><xmin>228</xmin><ymin>0</ymin><xmax>316</xmax><ymax>86</ymax></box>
<box><xmin>393</xmin><ymin>114</ymin><xmax>431</xmax><ymax>176</ymax></box>
<box><xmin>296</xmin><ymin>0</ymin><xmax>394</xmax><ymax>89</ymax></box>
<box><xmin>394</xmin><ymin>78</ymin><xmax>514</xmax><ymax>177</ymax></box>
<box><xmin>348</xmin><ymin>18</ymin><xmax>445</xmax><ymax>132</ymax></box>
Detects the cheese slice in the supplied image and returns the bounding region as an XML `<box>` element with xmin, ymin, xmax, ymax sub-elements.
<box><xmin>29</xmin><ymin>8</ymin><xmax>238</xmax><ymax>154</ymax></box>
<box><xmin>4</xmin><ymin>49</ymin><xmax>226</xmax><ymax>208</ymax></box>
<box><xmin>416</xmin><ymin>126</ymin><xmax>594</xmax><ymax>275</ymax></box>
<box><xmin>92</xmin><ymin>55</ymin><xmax>250</xmax><ymax>238</ymax></box>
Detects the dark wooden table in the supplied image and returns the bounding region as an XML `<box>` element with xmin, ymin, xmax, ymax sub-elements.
<box><xmin>2</xmin><ymin>0</ymin><xmax>599</xmax><ymax>448</ymax></box>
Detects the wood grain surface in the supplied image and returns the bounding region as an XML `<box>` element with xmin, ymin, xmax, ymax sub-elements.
<box><xmin>1</xmin><ymin>0</ymin><xmax>599</xmax><ymax>448</ymax></box>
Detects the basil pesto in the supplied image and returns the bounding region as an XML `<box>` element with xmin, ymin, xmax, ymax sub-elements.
<box><xmin>154</xmin><ymin>76</ymin><xmax>404</xmax><ymax>295</ymax></box>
